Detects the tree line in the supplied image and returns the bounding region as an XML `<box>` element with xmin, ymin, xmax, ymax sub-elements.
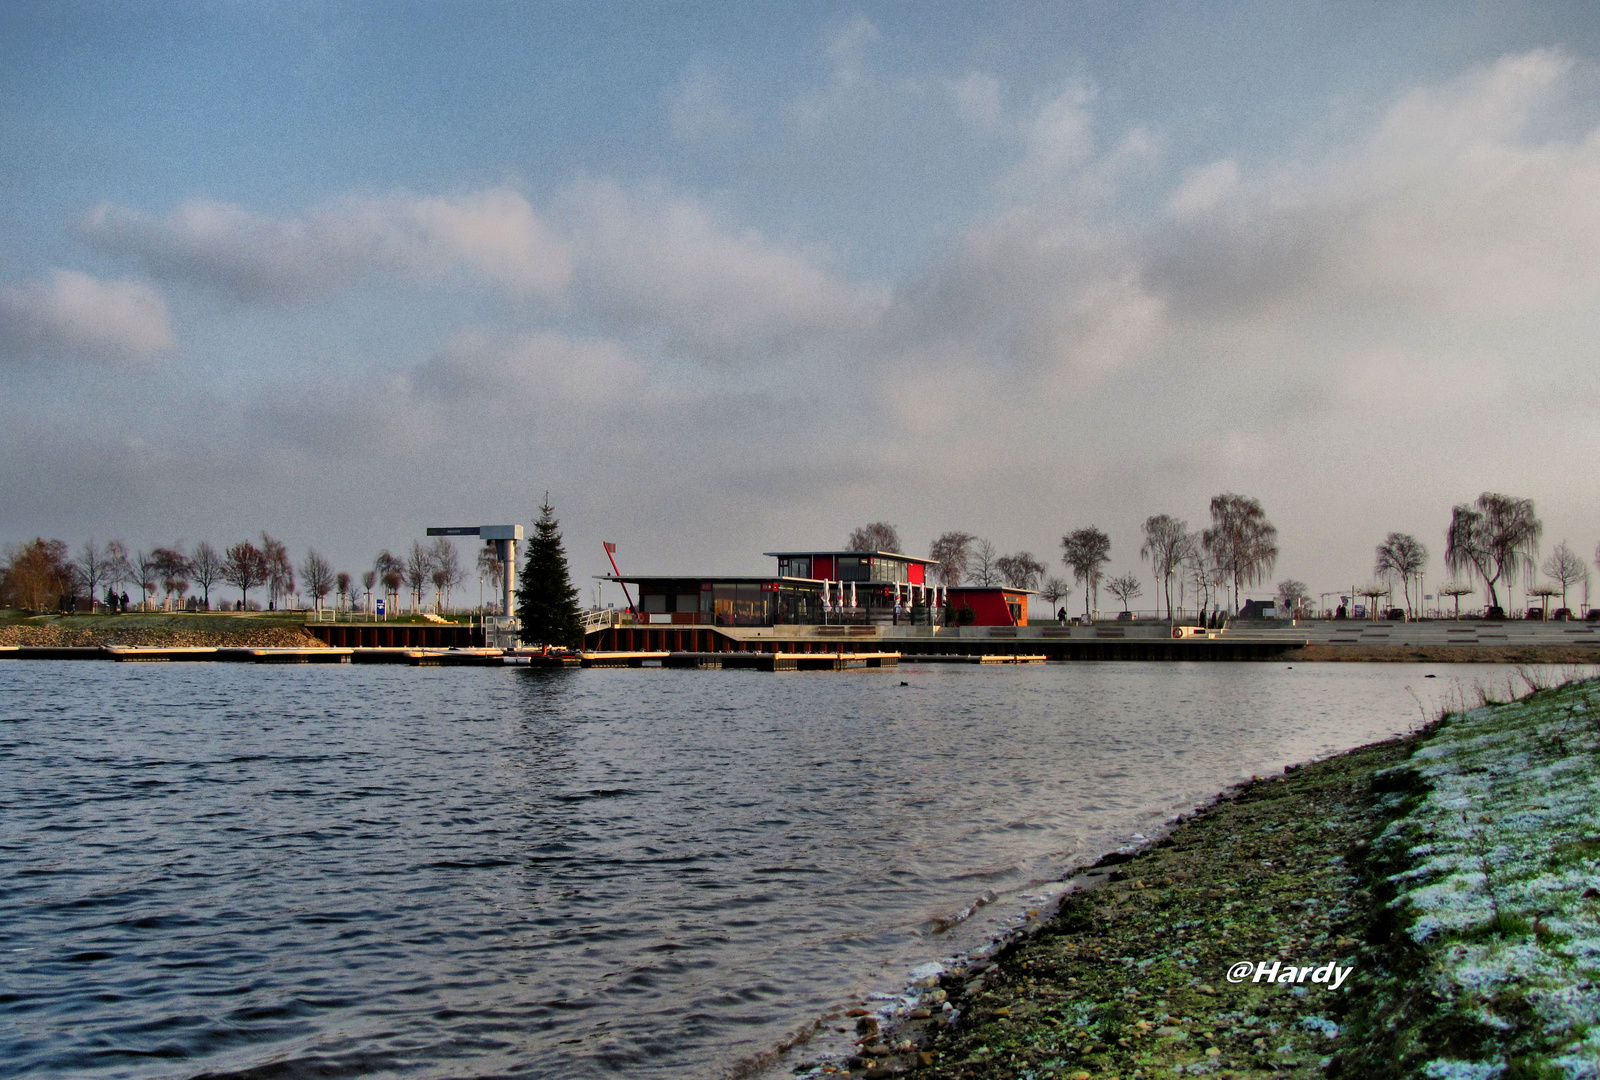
<box><xmin>848</xmin><ymin>489</ymin><xmax>1591</xmax><ymax>622</ymax></box>
<box><xmin>0</xmin><ymin>497</ymin><xmax>590</xmax><ymax>651</ymax></box>
<box><xmin>0</xmin><ymin>532</ymin><xmax>504</xmax><ymax>615</ymax></box>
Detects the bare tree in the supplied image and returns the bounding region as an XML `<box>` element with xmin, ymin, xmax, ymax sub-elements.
<box><xmin>1276</xmin><ymin>579</ymin><xmax>1312</xmax><ymax>619</ymax></box>
<box><xmin>1203</xmin><ymin>494</ymin><xmax>1278</xmax><ymax>615</ymax></box>
<box><xmin>1039</xmin><ymin>576</ymin><xmax>1071</xmax><ymax>616</ymax></box>
<box><xmin>1438</xmin><ymin>580</ymin><xmax>1475</xmax><ymax>619</ymax></box>
<box><xmin>1061</xmin><ymin>526</ymin><xmax>1111</xmax><ymax>620</ymax></box>
<box><xmin>428</xmin><ymin>538</ymin><xmax>462</xmax><ymax>612</ymax></box>
<box><xmin>75</xmin><ymin>539</ymin><xmax>107</xmax><ymax>609</ymax></box>
<box><xmin>476</xmin><ymin>544</ymin><xmax>504</xmax><ymax>611</ymax></box>
<box><xmin>1140</xmin><ymin>515</ymin><xmax>1194</xmax><ymax>622</ymax></box>
<box><xmin>189</xmin><ymin>541</ymin><xmax>223</xmax><ymax>609</ymax></box>
<box><xmin>968</xmin><ymin>539</ymin><xmax>1001</xmax><ymax>586</ymax></box>
<box><xmin>928</xmin><ymin>531</ymin><xmax>975</xmax><ymax>586</ymax></box>
<box><xmin>1543</xmin><ymin>541</ymin><xmax>1587</xmax><ymax>613</ymax></box>
<box><xmin>845</xmin><ymin>522</ymin><xmax>902</xmax><ymax>554</ymax></box>
<box><xmin>103</xmin><ymin>540</ymin><xmax>132</xmax><ymax>604</ymax></box>
<box><xmin>405</xmin><ymin>541</ymin><xmax>433</xmax><ymax>614</ymax></box>
<box><xmin>360</xmin><ymin>569</ymin><xmax>377</xmax><ymax>613</ymax></box>
<box><xmin>132</xmin><ymin>549</ymin><xmax>158</xmax><ymax>607</ymax></box>
<box><xmin>375</xmin><ymin>551</ymin><xmax>404</xmax><ymax>612</ymax></box>
<box><xmin>1107</xmin><ymin>572</ymin><xmax>1142</xmax><ymax>615</ymax></box>
<box><xmin>996</xmin><ymin>551</ymin><xmax>1047</xmax><ymax>590</ymax></box>
<box><xmin>300</xmin><ymin>549</ymin><xmax>335</xmax><ymax>611</ymax></box>
<box><xmin>1182</xmin><ymin>544</ymin><xmax>1218</xmax><ymax>622</ymax></box>
<box><xmin>335</xmin><ymin>571</ymin><xmax>353</xmax><ymax>612</ymax></box>
<box><xmin>1445</xmin><ymin>492</ymin><xmax>1541</xmax><ymax>615</ymax></box>
<box><xmin>223</xmin><ymin>541</ymin><xmax>269</xmax><ymax>609</ymax></box>
<box><xmin>1374</xmin><ymin>532</ymin><xmax>1428</xmax><ymax>618</ymax></box>
<box><xmin>152</xmin><ymin>545</ymin><xmax>190</xmax><ymax>605</ymax></box>
<box><xmin>261</xmin><ymin>534</ymin><xmax>294</xmax><ymax>609</ymax></box>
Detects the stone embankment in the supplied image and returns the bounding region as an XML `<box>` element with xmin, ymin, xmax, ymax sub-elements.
<box><xmin>810</xmin><ymin>676</ymin><xmax>1600</xmax><ymax>1079</ymax></box>
<box><xmin>1282</xmin><ymin>643</ymin><xmax>1600</xmax><ymax>664</ymax></box>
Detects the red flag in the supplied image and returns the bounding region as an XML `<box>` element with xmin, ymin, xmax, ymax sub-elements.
<box><xmin>604</xmin><ymin>542</ymin><xmax>617</xmax><ymax>554</ymax></box>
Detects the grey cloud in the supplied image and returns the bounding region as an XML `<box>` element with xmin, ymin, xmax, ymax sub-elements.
<box><xmin>79</xmin><ymin>187</ymin><xmax>572</xmax><ymax>304</ymax></box>
<box><xmin>561</xmin><ymin>179</ymin><xmax>889</xmax><ymax>361</ymax></box>
<box><xmin>0</xmin><ymin>269</ymin><xmax>174</xmax><ymax>363</ymax></box>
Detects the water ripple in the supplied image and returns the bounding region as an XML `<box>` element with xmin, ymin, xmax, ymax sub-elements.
<box><xmin>0</xmin><ymin>660</ymin><xmax>1515</xmax><ymax>1078</ymax></box>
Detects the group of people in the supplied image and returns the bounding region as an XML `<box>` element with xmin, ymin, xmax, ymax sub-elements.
<box><xmin>103</xmin><ymin>589</ymin><xmax>133</xmax><ymax>612</ymax></box>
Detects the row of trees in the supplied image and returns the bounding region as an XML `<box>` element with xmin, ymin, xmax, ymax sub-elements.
<box><xmin>861</xmin><ymin>493</ymin><xmax>1280</xmax><ymax>620</ymax></box>
<box><xmin>0</xmin><ymin>496</ymin><xmax>590</xmax><ymax>653</ymax></box>
<box><xmin>1343</xmin><ymin>493</ymin><xmax>1586</xmax><ymax>619</ymax></box>
<box><xmin>850</xmin><ymin>491</ymin><xmax>1589</xmax><ymax>622</ymax></box>
<box><xmin>0</xmin><ymin>534</ymin><xmax>304</xmax><ymax>612</ymax></box>
<box><xmin>0</xmin><ymin>531</ymin><xmax>504</xmax><ymax>615</ymax></box>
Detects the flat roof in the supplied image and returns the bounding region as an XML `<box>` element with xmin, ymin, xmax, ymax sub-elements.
<box><xmin>763</xmin><ymin>549</ymin><xmax>938</xmax><ymax>566</ymax></box>
<box><xmin>948</xmin><ymin>585</ymin><xmax>1040</xmax><ymax>595</ymax></box>
<box><xmin>595</xmin><ymin>575</ymin><xmax>825</xmax><ymax>585</ymax></box>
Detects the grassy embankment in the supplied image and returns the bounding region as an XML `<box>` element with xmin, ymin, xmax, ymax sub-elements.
<box><xmin>0</xmin><ymin>609</ymin><xmax>487</xmax><ymax>648</ymax></box>
<box><xmin>817</xmin><ymin>673</ymin><xmax>1600</xmax><ymax>1079</ymax></box>
<box><xmin>0</xmin><ymin>609</ymin><xmax>323</xmax><ymax>647</ymax></box>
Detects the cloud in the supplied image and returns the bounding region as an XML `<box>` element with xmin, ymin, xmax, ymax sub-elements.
<box><xmin>80</xmin><ymin>186</ymin><xmax>571</xmax><ymax>303</ymax></box>
<box><xmin>997</xmin><ymin>81</ymin><xmax>1098</xmax><ymax>197</ymax></box>
<box><xmin>788</xmin><ymin>14</ymin><xmax>882</xmax><ymax>133</ymax></box>
<box><xmin>948</xmin><ymin>71</ymin><xmax>1003</xmax><ymax>130</ymax></box>
<box><xmin>669</xmin><ymin>67</ymin><xmax>747</xmax><ymax>145</ymax></box>
<box><xmin>562</xmin><ymin>179</ymin><xmax>888</xmax><ymax>356</ymax></box>
<box><xmin>80</xmin><ymin>177</ymin><xmax>881</xmax><ymax>363</ymax></box>
<box><xmin>15</xmin><ymin>49</ymin><xmax>1600</xmax><ymax>596</ymax></box>
<box><xmin>0</xmin><ymin>269</ymin><xmax>174</xmax><ymax>363</ymax></box>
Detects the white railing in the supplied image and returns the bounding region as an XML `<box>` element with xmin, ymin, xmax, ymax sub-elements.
<box><xmin>580</xmin><ymin>607</ymin><xmax>619</xmax><ymax>634</ymax></box>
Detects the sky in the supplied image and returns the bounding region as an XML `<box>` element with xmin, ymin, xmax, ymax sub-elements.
<box><xmin>5</xmin><ymin>1</ymin><xmax>1600</xmax><ymax>609</ymax></box>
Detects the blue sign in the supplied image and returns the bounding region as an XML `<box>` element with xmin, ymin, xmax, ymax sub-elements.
<box><xmin>376</xmin><ymin>599</ymin><xmax>386</xmax><ymax>617</ymax></box>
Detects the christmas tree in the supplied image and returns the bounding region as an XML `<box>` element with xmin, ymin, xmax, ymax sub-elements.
<box><xmin>515</xmin><ymin>496</ymin><xmax>582</xmax><ymax>647</ymax></box>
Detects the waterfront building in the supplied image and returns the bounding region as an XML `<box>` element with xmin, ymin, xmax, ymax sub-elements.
<box><xmin>945</xmin><ymin>586</ymin><xmax>1033</xmax><ymax>627</ymax></box>
<box><xmin>601</xmin><ymin>548</ymin><xmax>962</xmax><ymax>627</ymax></box>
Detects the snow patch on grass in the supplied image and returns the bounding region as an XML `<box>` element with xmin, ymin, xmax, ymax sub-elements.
<box><xmin>1381</xmin><ymin>678</ymin><xmax>1600</xmax><ymax>1076</ymax></box>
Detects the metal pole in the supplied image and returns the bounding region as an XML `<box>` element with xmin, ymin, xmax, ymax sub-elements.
<box><xmin>604</xmin><ymin>543</ymin><xmax>636</xmax><ymax>619</ymax></box>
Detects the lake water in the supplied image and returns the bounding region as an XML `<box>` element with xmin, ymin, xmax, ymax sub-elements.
<box><xmin>0</xmin><ymin>660</ymin><xmax>1567</xmax><ymax>1079</ymax></box>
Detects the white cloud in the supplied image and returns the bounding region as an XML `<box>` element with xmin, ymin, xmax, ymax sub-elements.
<box><xmin>669</xmin><ymin>67</ymin><xmax>747</xmax><ymax>145</ymax></box>
<box><xmin>80</xmin><ymin>186</ymin><xmax>571</xmax><ymax>303</ymax></box>
<box><xmin>0</xmin><ymin>269</ymin><xmax>174</xmax><ymax>363</ymax></box>
<box><xmin>1165</xmin><ymin>159</ymin><xmax>1240</xmax><ymax>219</ymax></box>
<box><xmin>563</xmin><ymin>179</ymin><xmax>888</xmax><ymax>355</ymax></box>
<box><xmin>80</xmin><ymin>178</ymin><xmax>882</xmax><ymax>364</ymax></box>
<box><xmin>948</xmin><ymin>72</ymin><xmax>1003</xmax><ymax>130</ymax></box>
<box><xmin>998</xmin><ymin>81</ymin><xmax>1098</xmax><ymax>196</ymax></box>
<box><xmin>17</xmin><ymin>49</ymin><xmax>1600</xmax><ymax>595</ymax></box>
<box><xmin>788</xmin><ymin>14</ymin><xmax>881</xmax><ymax>133</ymax></box>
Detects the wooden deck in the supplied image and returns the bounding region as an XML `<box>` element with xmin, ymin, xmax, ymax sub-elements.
<box><xmin>580</xmin><ymin>650</ymin><xmax>899</xmax><ymax>671</ymax></box>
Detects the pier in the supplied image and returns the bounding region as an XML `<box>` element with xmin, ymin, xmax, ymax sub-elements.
<box><xmin>581</xmin><ymin>623</ymin><xmax>1303</xmax><ymax>662</ymax></box>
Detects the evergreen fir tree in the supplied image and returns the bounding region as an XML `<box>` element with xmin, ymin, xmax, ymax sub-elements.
<box><xmin>515</xmin><ymin>496</ymin><xmax>583</xmax><ymax>647</ymax></box>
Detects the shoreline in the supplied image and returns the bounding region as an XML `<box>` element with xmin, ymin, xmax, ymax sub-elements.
<box><xmin>9</xmin><ymin>619</ymin><xmax>1600</xmax><ymax>666</ymax></box>
<box><xmin>793</xmin><ymin>734</ymin><xmax>1411</xmax><ymax>1079</ymax></box>
<box><xmin>801</xmin><ymin>674</ymin><xmax>1600</xmax><ymax>1079</ymax></box>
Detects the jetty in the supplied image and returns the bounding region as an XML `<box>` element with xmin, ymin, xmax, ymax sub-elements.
<box><xmin>581</xmin><ymin>621</ymin><xmax>1302</xmax><ymax>662</ymax></box>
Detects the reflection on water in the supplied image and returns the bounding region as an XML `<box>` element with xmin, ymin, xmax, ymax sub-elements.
<box><xmin>0</xmin><ymin>661</ymin><xmax>1564</xmax><ymax>1078</ymax></box>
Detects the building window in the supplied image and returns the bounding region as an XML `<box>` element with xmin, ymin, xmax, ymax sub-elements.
<box><xmin>836</xmin><ymin>556</ymin><xmax>869</xmax><ymax>581</ymax></box>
